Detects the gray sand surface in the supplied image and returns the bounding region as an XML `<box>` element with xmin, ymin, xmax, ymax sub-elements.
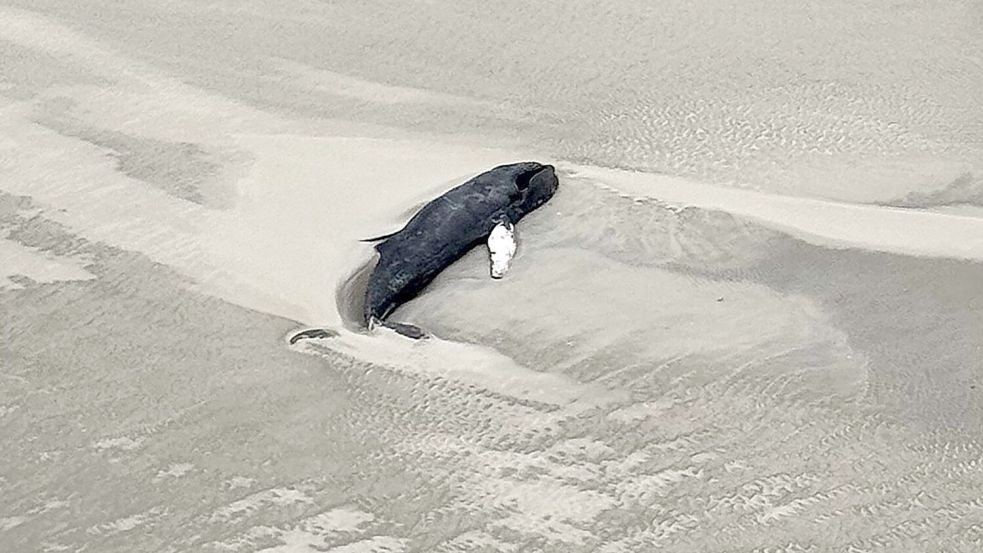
<box><xmin>2</xmin><ymin>1</ymin><xmax>982</xmax><ymax>552</ymax></box>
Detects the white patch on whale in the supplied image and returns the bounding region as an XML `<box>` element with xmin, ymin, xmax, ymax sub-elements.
<box><xmin>487</xmin><ymin>220</ymin><xmax>517</xmax><ymax>279</ymax></box>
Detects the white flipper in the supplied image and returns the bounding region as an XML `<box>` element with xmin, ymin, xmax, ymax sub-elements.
<box><xmin>487</xmin><ymin>220</ymin><xmax>517</xmax><ymax>279</ymax></box>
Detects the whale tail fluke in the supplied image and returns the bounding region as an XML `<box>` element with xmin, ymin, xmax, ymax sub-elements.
<box><xmin>387</xmin><ymin>321</ymin><xmax>428</xmax><ymax>340</ymax></box>
<box><xmin>367</xmin><ymin>317</ymin><xmax>428</xmax><ymax>340</ymax></box>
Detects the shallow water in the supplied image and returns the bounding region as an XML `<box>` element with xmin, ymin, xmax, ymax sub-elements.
<box><xmin>2</xmin><ymin>1</ymin><xmax>983</xmax><ymax>552</ymax></box>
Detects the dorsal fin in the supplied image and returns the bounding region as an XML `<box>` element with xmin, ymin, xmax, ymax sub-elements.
<box><xmin>359</xmin><ymin>229</ymin><xmax>401</xmax><ymax>243</ymax></box>
<box><xmin>360</xmin><ymin>198</ymin><xmax>432</xmax><ymax>243</ymax></box>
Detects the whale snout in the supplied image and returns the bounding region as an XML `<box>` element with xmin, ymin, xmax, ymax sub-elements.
<box><xmin>536</xmin><ymin>164</ymin><xmax>558</xmax><ymax>192</ymax></box>
<box><xmin>517</xmin><ymin>163</ymin><xmax>558</xmax><ymax>212</ymax></box>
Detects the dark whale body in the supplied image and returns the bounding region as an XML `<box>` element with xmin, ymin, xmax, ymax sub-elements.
<box><xmin>362</xmin><ymin>162</ymin><xmax>558</xmax><ymax>338</ymax></box>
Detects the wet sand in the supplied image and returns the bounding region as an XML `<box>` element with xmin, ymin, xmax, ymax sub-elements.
<box><xmin>2</xmin><ymin>1</ymin><xmax>983</xmax><ymax>552</ymax></box>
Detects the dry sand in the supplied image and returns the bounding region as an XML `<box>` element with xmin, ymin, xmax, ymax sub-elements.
<box><xmin>2</xmin><ymin>1</ymin><xmax>982</xmax><ymax>552</ymax></box>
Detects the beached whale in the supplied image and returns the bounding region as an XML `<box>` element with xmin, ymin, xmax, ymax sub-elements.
<box><xmin>289</xmin><ymin>162</ymin><xmax>558</xmax><ymax>344</ymax></box>
<box><xmin>358</xmin><ymin>161</ymin><xmax>558</xmax><ymax>338</ymax></box>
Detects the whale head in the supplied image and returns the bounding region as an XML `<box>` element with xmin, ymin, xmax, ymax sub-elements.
<box><xmin>504</xmin><ymin>162</ymin><xmax>559</xmax><ymax>220</ymax></box>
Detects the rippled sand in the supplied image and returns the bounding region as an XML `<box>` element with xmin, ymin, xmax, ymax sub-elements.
<box><xmin>2</xmin><ymin>2</ymin><xmax>982</xmax><ymax>552</ymax></box>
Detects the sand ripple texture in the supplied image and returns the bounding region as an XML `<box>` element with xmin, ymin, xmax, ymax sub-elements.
<box><xmin>2</xmin><ymin>2</ymin><xmax>983</xmax><ymax>552</ymax></box>
<box><xmin>8</xmin><ymin>0</ymin><xmax>979</xmax><ymax>204</ymax></box>
<box><xmin>2</xmin><ymin>204</ymin><xmax>981</xmax><ymax>551</ymax></box>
